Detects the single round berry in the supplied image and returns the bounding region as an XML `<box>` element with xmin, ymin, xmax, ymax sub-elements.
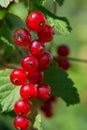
<box><xmin>26</xmin><ymin>11</ymin><xmax>46</xmax><ymax>32</ymax></box>
<box><xmin>14</xmin><ymin>99</ymin><xmax>31</xmax><ymax>115</ymax></box>
<box><xmin>57</xmin><ymin>44</ymin><xmax>70</xmax><ymax>56</ymax></box>
<box><xmin>30</xmin><ymin>40</ymin><xmax>45</xmax><ymax>57</ymax></box>
<box><xmin>20</xmin><ymin>84</ymin><xmax>37</xmax><ymax>100</ymax></box>
<box><xmin>13</xmin><ymin>28</ymin><xmax>31</xmax><ymax>47</ymax></box>
<box><xmin>56</xmin><ymin>57</ymin><xmax>70</xmax><ymax>70</ymax></box>
<box><xmin>37</xmin><ymin>84</ymin><xmax>51</xmax><ymax>100</ymax></box>
<box><xmin>38</xmin><ymin>51</ymin><xmax>53</xmax><ymax>70</ymax></box>
<box><xmin>27</xmin><ymin>71</ymin><xmax>44</xmax><ymax>84</ymax></box>
<box><xmin>38</xmin><ymin>25</ymin><xmax>54</xmax><ymax>42</ymax></box>
<box><xmin>14</xmin><ymin>116</ymin><xmax>29</xmax><ymax>130</ymax></box>
<box><xmin>21</xmin><ymin>56</ymin><xmax>38</xmax><ymax>73</ymax></box>
<box><xmin>10</xmin><ymin>68</ymin><xmax>27</xmax><ymax>86</ymax></box>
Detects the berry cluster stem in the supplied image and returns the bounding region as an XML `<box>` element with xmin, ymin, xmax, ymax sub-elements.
<box><xmin>28</xmin><ymin>0</ymin><xmax>32</xmax><ymax>13</ymax></box>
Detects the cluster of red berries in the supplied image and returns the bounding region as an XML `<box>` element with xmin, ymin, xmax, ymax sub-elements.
<box><xmin>41</xmin><ymin>95</ymin><xmax>57</xmax><ymax>118</ymax></box>
<box><xmin>55</xmin><ymin>44</ymin><xmax>70</xmax><ymax>70</ymax></box>
<box><xmin>10</xmin><ymin>11</ymin><xmax>54</xmax><ymax>130</ymax></box>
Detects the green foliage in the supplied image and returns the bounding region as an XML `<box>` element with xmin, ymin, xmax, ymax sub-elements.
<box><xmin>0</xmin><ymin>10</ymin><xmax>6</xmax><ymax>20</ymax></box>
<box><xmin>0</xmin><ymin>0</ymin><xmax>13</xmax><ymax>8</ymax></box>
<box><xmin>44</xmin><ymin>62</ymin><xmax>80</xmax><ymax>106</ymax></box>
<box><xmin>47</xmin><ymin>16</ymin><xmax>71</xmax><ymax>35</ymax></box>
<box><xmin>33</xmin><ymin>114</ymin><xmax>43</xmax><ymax>130</ymax></box>
<box><xmin>0</xmin><ymin>69</ymin><xmax>20</xmax><ymax>112</ymax></box>
<box><xmin>37</xmin><ymin>6</ymin><xmax>72</xmax><ymax>35</ymax></box>
<box><xmin>56</xmin><ymin>0</ymin><xmax>64</xmax><ymax>6</ymax></box>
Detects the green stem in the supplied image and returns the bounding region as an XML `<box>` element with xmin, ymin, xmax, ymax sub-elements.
<box><xmin>28</xmin><ymin>0</ymin><xmax>32</xmax><ymax>13</ymax></box>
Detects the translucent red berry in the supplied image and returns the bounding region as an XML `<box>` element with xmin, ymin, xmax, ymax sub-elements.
<box><xmin>38</xmin><ymin>51</ymin><xmax>53</xmax><ymax>70</ymax></box>
<box><xmin>10</xmin><ymin>68</ymin><xmax>27</xmax><ymax>86</ymax></box>
<box><xmin>13</xmin><ymin>28</ymin><xmax>31</xmax><ymax>47</ymax></box>
<box><xmin>27</xmin><ymin>71</ymin><xmax>44</xmax><ymax>84</ymax></box>
<box><xmin>30</xmin><ymin>40</ymin><xmax>45</xmax><ymax>57</ymax></box>
<box><xmin>20</xmin><ymin>84</ymin><xmax>37</xmax><ymax>100</ymax></box>
<box><xmin>38</xmin><ymin>25</ymin><xmax>54</xmax><ymax>42</ymax></box>
<box><xmin>37</xmin><ymin>84</ymin><xmax>51</xmax><ymax>100</ymax></box>
<box><xmin>57</xmin><ymin>44</ymin><xmax>70</xmax><ymax>56</ymax></box>
<box><xmin>14</xmin><ymin>99</ymin><xmax>31</xmax><ymax>115</ymax></box>
<box><xmin>14</xmin><ymin>116</ymin><xmax>29</xmax><ymax>130</ymax></box>
<box><xmin>26</xmin><ymin>11</ymin><xmax>46</xmax><ymax>32</ymax></box>
<box><xmin>56</xmin><ymin>57</ymin><xmax>70</xmax><ymax>70</ymax></box>
<box><xmin>21</xmin><ymin>56</ymin><xmax>38</xmax><ymax>73</ymax></box>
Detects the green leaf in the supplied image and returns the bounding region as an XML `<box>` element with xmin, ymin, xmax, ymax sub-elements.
<box><xmin>0</xmin><ymin>69</ymin><xmax>20</xmax><ymax>112</ymax></box>
<box><xmin>0</xmin><ymin>13</ymin><xmax>26</xmax><ymax>49</ymax></box>
<box><xmin>0</xmin><ymin>10</ymin><xmax>6</xmax><ymax>20</ymax></box>
<box><xmin>47</xmin><ymin>16</ymin><xmax>71</xmax><ymax>35</ymax></box>
<box><xmin>37</xmin><ymin>6</ymin><xmax>72</xmax><ymax>35</ymax></box>
<box><xmin>44</xmin><ymin>62</ymin><xmax>80</xmax><ymax>106</ymax></box>
<box><xmin>56</xmin><ymin>0</ymin><xmax>64</xmax><ymax>6</ymax></box>
<box><xmin>33</xmin><ymin>114</ymin><xmax>43</xmax><ymax>130</ymax></box>
<box><xmin>0</xmin><ymin>0</ymin><xmax>13</xmax><ymax>8</ymax></box>
<box><xmin>31</xmin><ymin>0</ymin><xmax>46</xmax><ymax>11</ymax></box>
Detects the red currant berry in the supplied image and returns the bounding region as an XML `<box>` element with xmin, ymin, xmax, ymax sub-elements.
<box><xmin>13</xmin><ymin>28</ymin><xmax>31</xmax><ymax>47</ymax></box>
<box><xmin>57</xmin><ymin>44</ymin><xmax>70</xmax><ymax>56</ymax></box>
<box><xmin>14</xmin><ymin>99</ymin><xmax>31</xmax><ymax>115</ymax></box>
<box><xmin>27</xmin><ymin>71</ymin><xmax>44</xmax><ymax>84</ymax></box>
<box><xmin>38</xmin><ymin>25</ymin><xmax>54</xmax><ymax>42</ymax></box>
<box><xmin>20</xmin><ymin>84</ymin><xmax>37</xmax><ymax>100</ymax></box>
<box><xmin>44</xmin><ymin>109</ymin><xmax>53</xmax><ymax>118</ymax></box>
<box><xmin>21</xmin><ymin>56</ymin><xmax>38</xmax><ymax>73</ymax></box>
<box><xmin>14</xmin><ymin>116</ymin><xmax>29</xmax><ymax>130</ymax></box>
<box><xmin>37</xmin><ymin>84</ymin><xmax>51</xmax><ymax>100</ymax></box>
<box><xmin>26</xmin><ymin>11</ymin><xmax>46</xmax><ymax>32</ymax></box>
<box><xmin>10</xmin><ymin>68</ymin><xmax>27</xmax><ymax>86</ymax></box>
<box><xmin>30</xmin><ymin>40</ymin><xmax>45</xmax><ymax>57</ymax></box>
<box><xmin>56</xmin><ymin>57</ymin><xmax>70</xmax><ymax>70</ymax></box>
<box><xmin>38</xmin><ymin>51</ymin><xmax>53</xmax><ymax>70</ymax></box>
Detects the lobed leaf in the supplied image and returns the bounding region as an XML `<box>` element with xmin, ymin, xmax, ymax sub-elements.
<box><xmin>0</xmin><ymin>69</ymin><xmax>20</xmax><ymax>112</ymax></box>
<box><xmin>44</xmin><ymin>62</ymin><xmax>80</xmax><ymax>106</ymax></box>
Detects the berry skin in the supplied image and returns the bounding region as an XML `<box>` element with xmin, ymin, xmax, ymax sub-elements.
<box><xmin>21</xmin><ymin>56</ymin><xmax>38</xmax><ymax>73</ymax></box>
<box><xmin>14</xmin><ymin>99</ymin><xmax>31</xmax><ymax>115</ymax></box>
<box><xmin>26</xmin><ymin>11</ymin><xmax>46</xmax><ymax>32</ymax></box>
<box><xmin>38</xmin><ymin>25</ymin><xmax>54</xmax><ymax>42</ymax></box>
<box><xmin>20</xmin><ymin>84</ymin><xmax>37</xmax><ymax>100</ymax></box>
<box><xmin>14</xmin><ymin>116</ymin><xmax>29</xmax><ymax>130</ymax></box>
<box><xmin>57</xmin><ymin>44</ymin><xmax>70</xmax><ymax>56</ymax></box>
<box><xmin>30</xmin><ymin>40</ymin><xmax>45</xmax><ymax>57</ymax></box>
<box><xmin>27</xmin><ymin>71</ymin><xmax>44</xmax><ymax>84</ymax></box>
<box><xmin>56</xmin><ymin>57</ymin><xmax>70</xmax><ymax>70</ymax></box>
<box><xmin>38</xmin><ymin>51</ymin><xmax>53</xmax><ymax>70</ymax></box>
<box><xmin>10</xmin><ymin>68</ymin><xmax>27</xmax><ymax>86</ymax></box>
<box><xmin>13</xmin><ymin>28</ymin><xmax>31</xmax><ymax>47</ymax></box>
<box><xmin>37</xmin><ymin>84</ymin><xmax>51</xmax><ymax>100</ymax></box>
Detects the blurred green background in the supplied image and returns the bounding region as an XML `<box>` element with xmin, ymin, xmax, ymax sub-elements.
<box><xmin>1</xmin><ymin>0</ymin><xmax>87</xmax><ymax>129</ymax></box>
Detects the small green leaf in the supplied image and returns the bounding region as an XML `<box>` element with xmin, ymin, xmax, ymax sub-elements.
<box><xmin>47</xmin><ymin>16</ymin><xmax>71</xmax><ymax>35</ymax></box>
<box><xmin>33</xmin><ymin>114</ymin><xmax>43</xmax><ymax>130</ymax></box>
<box><xmin>0</xmin><ymin>69</ymin><xmax>20</xmax><ymax>112</ymax></box>
<box><xmin>44</xmin><ymin>62</ymin><xmax>80</xmax><ymax>106</ymax></box>
<box><xmin>37</xmin><ymin>6</ymin><xmax>72</xmax><ymax>35</ymax></box>
<box><xmin>0</xmin><ymin>0</ymin><xmax>13</xmax><ymax>8</ymax></box>
<box><xmin>56</xmin><ymin>0</ymin><xmax>64</xmax><ymax>6</ymax></box>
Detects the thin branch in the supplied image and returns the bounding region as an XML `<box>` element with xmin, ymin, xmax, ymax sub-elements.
<box><xmin>54</xmin><ymin>56</ymin><xmax>87</xmax><ymax>64</ymax></box>
<box><xmin>68</xmin><ymin>57</ymin><xmax>87</xmax><ymax>63</ymax></box>
<box><xmin>53</xmin><ymin>0</ymin><xmax>57</xmax><ymax>15</ymax></box>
